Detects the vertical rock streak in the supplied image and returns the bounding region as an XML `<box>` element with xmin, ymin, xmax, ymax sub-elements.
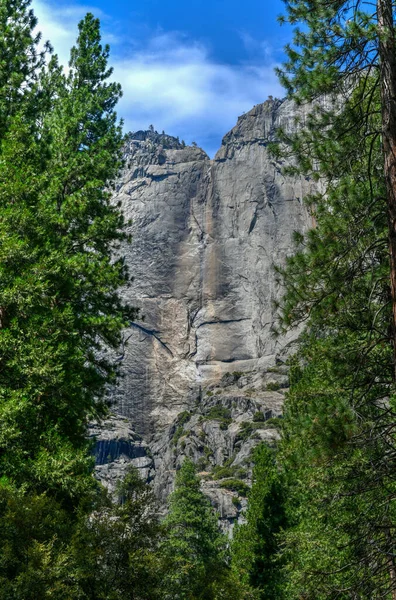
<box><xmin>100</xmin><ymin>99</ymin><xmax>317</xmax><ymax>517</ymax></box>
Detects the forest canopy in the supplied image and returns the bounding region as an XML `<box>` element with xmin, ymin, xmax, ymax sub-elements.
<box><xmin>0</xmin><ymin>0</ymin><xmax>395</xmax><ymax>599</ymax></box>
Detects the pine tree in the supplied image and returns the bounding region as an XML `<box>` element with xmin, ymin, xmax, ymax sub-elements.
<box><xmin>161</xmin><ymin>460</ymin><xmax>231</xmax><ymax>600</ymax></box>
<box><xmin>0</xmin><ymin>0</ymin><xmax>49</xmax><ymax>138</ymax></box>
<box><xmin>66</xmin><ymin>468</ymin><xmax>163</xmax><ymax>600</ymax></box>
<box><xmin>274</xmin><ymin>1</ymin><xmax>396</xmax><ymax>593</ymax></box>
<box><xmin>278</xmin><ymin>334</ymin><xmax>395</xmax><ymax>600</ymax></box>
<box><xmin>0</xmin><ymin>5</ymin><xmax>177</xmax><ymax>598</ymax></box>
<box><xmin>271</xmin><ymin>72</ymin><xmax>396</xmax><ymax>597</ymax></box>
<box><xmin>278</xmin><ymin>0</ymin><xmax>396</xmax><ymax>371</ymax></box>
<box><xmin>232</xmin><ymin>444</ymin><xmax>287</xmax><ymax>599</ymax></box>
<box><xmin>0</xmin><ymin>469</ymin><xmax>164</xmax><ymax>599</ymax></box>
<box><xmin>0</xmin><ymin>10</ymin><xmax>136</xmax><ymax>503</ymax></box>
<box><xmin>0</xmin><ymin>483</ymin><xmax>74</xmax><ymax>600</ymax></box>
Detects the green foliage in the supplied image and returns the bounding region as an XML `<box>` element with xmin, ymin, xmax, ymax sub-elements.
<box><xmin>212</xmin><ymin>462</ymin><xmax>248</xmax><ymax>481</ymax></box>
<box><xmin>177</xmin><ymin>410</ymin><xmax>192</xmax><ymax>426</ymax></box>
<box><xmin>253</xmin><ymin>411</ymin><xmax>265</xmax><ymax>422</ymax></box>
<box><xmin>219</xmin><ymin>479</ymin><xmax>249</xmax><ymax>497</ymax></box>
<box><xmin>272</xmin><ymin>22</ymin><xmax>396</xmax><ymax>593</ymax></box>
<box><xmin>231</xmin><ymin>445</ymin><xmax>287</xmax><ymax>600</ymax></box>
<box><xmin>204</xmin><ymin>405</ymin><xmax>232</xmax><ymax>430</ymax></box>
<box><xmin>0</xmin><ymin>469</ymin><xmax>163</xmax><ymax>600</ymax></box>
<box><xmin>0</xmin><ymin>4</ymin><xmax>255</xmax><ymax>599</ymax></box>
<box><xmin>277</xmin><ymin>331</ymin><xmax>396</xmax><ymax>599</ymax></box>
<box><xmin>223</xmin><ymin>454</ymin><xmax>236</xmax><ymax>468</ymax></box>
<box><xmin>0</xmin><ymin>5</ymin><xmax>169</xmax><ymax>598</ymax></box>
<box><xmin>264</xmin><ymin>382</ymin><xmax>280</xmax><ymax>391</ymax></box>
<box><xmin>276</xmin><ymin>0</ymin><xmax>379</xmax><ymax>103</ymax></box>
<box><xmin>206</xmin><ymin>406</ymin><xmax>231</xmax><ymax>421</ymax></box>
<box><xmin>67</xmin><ymin>468</ymin><xmax>163</xmax><ymax>600</ymax></box>
<box><xmin>263</xmin><ymin>417</ymin><xmax>282</xmax><ymax>430</ymax></box>
<box><xmin>235</xmin><ymin>422</ymin><xmax>254</xmax><ymax>442</ymax></box>
<box><xmin>0</xmin><ymin>483</ymin><xmax>74</xmax><ymax>599</ymax></box>
<box><xmin>0</xmin><ymin>0</ymin><xmax>49</xmax><ymax>138</ymax></box>
<box><xmin>172</xmin><ymin>426</ymin><xmax>187</xmax><ymax>446</ymax></box>
<box><xmin>0</xmin><ymin>7</ymin><xmax>137</xmax><ymax>503</ymax></box>
<box><xmin>161</xmin><ymin>460</ymin><xmax>233</xmax><ymax>599</ymax></box>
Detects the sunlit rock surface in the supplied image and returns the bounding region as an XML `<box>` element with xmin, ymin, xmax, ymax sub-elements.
<box><xmin>96</xmin><ymin>98</ymin><xmax>318</xmax><ymax>525</ymax></box>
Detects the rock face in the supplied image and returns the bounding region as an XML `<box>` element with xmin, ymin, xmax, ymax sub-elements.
<box><xmin>98</xmin><ymin>98</ymin><xmax>318</xmax><ymax>523</ymax></box>
<box><xmin>89</xmin><ymin>416</ymin><xmax>155</xmax><ymax>495</ymax></box>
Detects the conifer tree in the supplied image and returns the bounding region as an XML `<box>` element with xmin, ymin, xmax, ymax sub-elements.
<box><xmin>232</xmin><ymin>444</ymin><xmax>287</xmax><ymax>600</ymax></box>
<box><xmin>278</xmin><ymin>0</ymin><xmax>396</xmax><ymax>371</ymax></box>
<box><xmin>272</xmin><ymin>69</ymin><xmax>396</xmax><ymax>597</ymax></box>
<box><xmin>279</xmin><ymin>333</ymin><xmax>395</xmax><ymax>600</ymax></box>
<box><xmin>0</xmin><ymin>0</ymin><xmax>48</xmax><ymax>138</ymax></box>
<box><xmin>0</xmin><ymin>482</ymin><xmax>74</xmax><ymax>600</ymax></box>
<box><xmin>0</xmin><ymin>469</ymin><xmax>164</xmax><ymax>599</ymax></box>
<box><xmin>66</xmin><ymin>468</ymin><xmax>163</xmax><ymax>600</ymax></box>
<box><xmin>0</xmin><ymin>4</ymin><xmax>146</xmax><ymax>594</ymax></box>
<box><xmin>161</xmin><ymin>460</ymin><xmax>231</xmax><ymax>600</ymax></box>
<box><xmin>0</xmin><ymin>10</ymin><xmax>136</xmax><ymax>503</ymax></box>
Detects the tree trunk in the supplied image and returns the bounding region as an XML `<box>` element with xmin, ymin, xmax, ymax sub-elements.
<box><xmin>378</xmin><ymin>0</ymin><xmax>396</xmax><ymax>593</ymax></box>
<box><xmin>378</xmin><ymin>0</ymin><xmax>396</xmax><ymax>389</ymax></box>
<box><xmin>378</xmin><ymin>4</ymin><xmax>396</xmax><ymax>596</ymax></box>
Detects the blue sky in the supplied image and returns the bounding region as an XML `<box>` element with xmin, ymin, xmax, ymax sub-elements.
<box><xmin>32</xmin><ymin>0</ymin><xmax>292</xmax><ymax>156</ymax></box>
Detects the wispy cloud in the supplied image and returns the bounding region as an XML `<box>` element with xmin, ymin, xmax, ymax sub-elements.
<box><xmin>116</xmin><ymin>33</ymin><xmax>283</xmax><ymax>155</ymax></box>
<box><xmin>33</xmin><ymin>0</ymin><xmax>92</xmax><ymax>64</ymax></box>
<box><xmin>32</xmin><ymin>1</ymin><xmax>283</xmax><ymax>156</ymax></box>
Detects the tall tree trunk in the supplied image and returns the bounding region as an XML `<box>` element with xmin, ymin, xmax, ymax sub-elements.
<box><xmin>378</xmin><ymin>0</ymin><xmax>396</xmax><ymax>382</ymax></box>
<box><xmin>377</xmin><ymin>0</ymin><xmax>396</xmax><ymax>596</ymax></box>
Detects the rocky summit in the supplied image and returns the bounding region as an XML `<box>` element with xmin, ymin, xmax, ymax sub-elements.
<box><xmin>93</xmin><ymin>97</ymin><xmax>319</xmax><ymax>527</ymax></box>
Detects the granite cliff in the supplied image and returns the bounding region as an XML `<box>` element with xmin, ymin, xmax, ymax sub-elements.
<box><xmin>93</xmin><ymin>98</ymin><xmax>319</xmax><ymax>525</ymax></box>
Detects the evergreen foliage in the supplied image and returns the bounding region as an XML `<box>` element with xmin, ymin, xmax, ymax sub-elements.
<box><xmin>269</xmin><ymin>3</ymin><xmax>396</xmax><ymax>593</ymax></box>
<box><xmin>272</xmin><ymin>113</ymin><xmax>396</xmax><ymax>597</ymax></box>
<box><xmin>0</xmin><ymin>4</ymin><xmax>163</xmax><ymax>597</ymax></box>
<box><xmin>279</xmin><ymin>335</ymin><xmax>395</xmax><ymax>599</ymax></box>
<box><xmin>0</xmin><ymin>483</ymin><xmax>74</xmax><ymax>599</ymax></box>
<box><xmin>232</xmin><ymin>444</ymin><xmax>287</xmax><ymax>599</ymax></box>
<box><xmin>66</xmin><ymin>468</ymin><xmax>163</xmax><ymax>599</ymax></box>
<box><xmin>161</xmin><ymin>459</ymin><xmax>237</xmax><ymax>599</ymax></box>
<box><xmin>0</xmin><ymin>4</ymin><xmax>137</xmax><ymax>503</ymax></box>
<box><xmin>0</xmin><ymin>469</ymin><xmax>163</xmax><ymax>599</ymax></box>
<box><xmin>4</xmin><ymin>2</ymin><xmax>396</xmax><ymax>599</ymax></box>
<box><xmin>0</xmin><ymin>0</ymin><xmax>48</xmax><ymax>137</ymax></box>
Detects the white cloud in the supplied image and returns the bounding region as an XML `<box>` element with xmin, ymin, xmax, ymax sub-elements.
<box><xmin>116</xmin><ymin>33</ymin><xmax>283</xmax><ymax>155</ymax></box>
<box><xmin>33</xmin><ymin>0</ymin><xmax>90</xmax><ymax>65</ymax></box>
<box><xmin>32</xmin><ymin>1</ymin><xmax>284</xmax><ymax>156</ymax></box>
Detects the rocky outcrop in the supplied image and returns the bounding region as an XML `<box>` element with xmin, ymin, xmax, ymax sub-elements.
<box><xmin>94</xmin><ymin>98</ymin><xmax>318</xmax><ymax>524</ymax></box>
<box><xmin>89</xmin><ymin>415</ymin><xmax>154</xmax><ymax>495</ymax></box>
